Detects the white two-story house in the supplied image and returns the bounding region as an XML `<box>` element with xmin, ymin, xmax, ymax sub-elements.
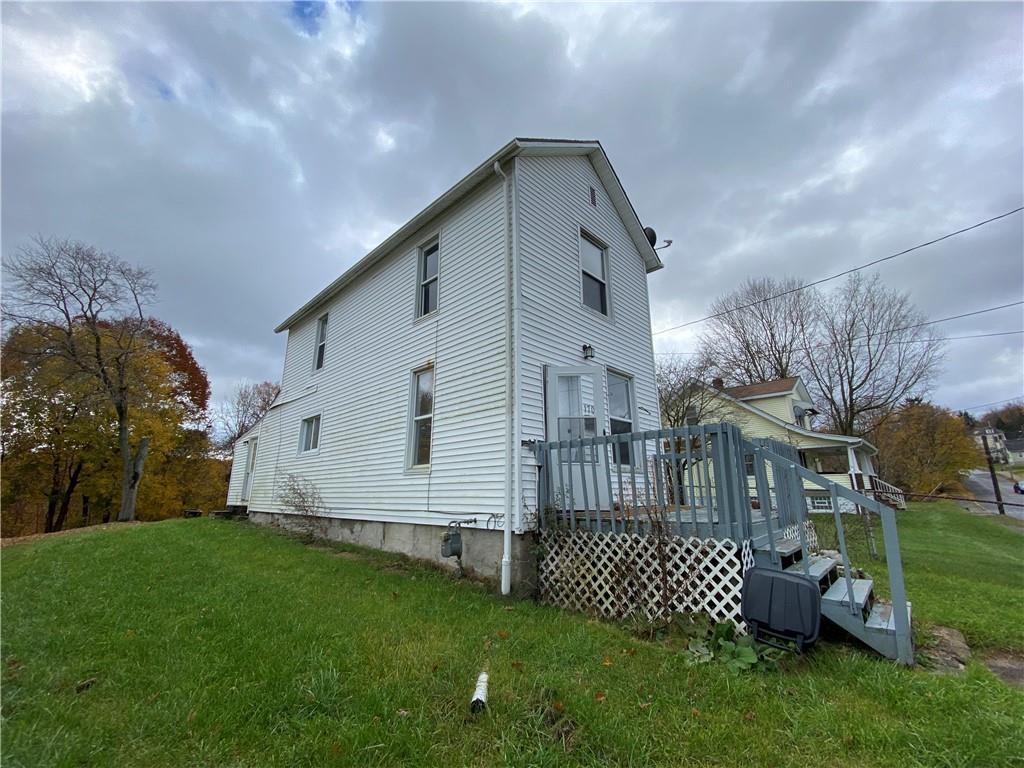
<box><xmin>226</xmin><ymin>138</ymin><xmax>664</xmax><ymax>593</ymax></box>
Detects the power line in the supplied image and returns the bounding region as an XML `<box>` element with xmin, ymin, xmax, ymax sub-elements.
<box><xmin>653</xmin><ymin>302</ymin><xmax>1024</xmax><ymax>356</ymax></box>
<box><xmin>958</xmin><ymin>397</ymin><xmax>1024</xmax><ymax>415</ymax></box>
<box><xmin>652</xmin><ymin>206</ymin><xmax>1024</xmax><ymax>336</ymax></box>
<box><xmin>653</xmin><ymin>329</ymin><xmax>1023</xmax><ymax>355</ymax></box>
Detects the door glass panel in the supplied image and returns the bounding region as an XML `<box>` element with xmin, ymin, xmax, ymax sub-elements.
<box><xmin>556</xmin><ymin>374</ymin><xmax>597</xmax><ymax>461</ymax></box>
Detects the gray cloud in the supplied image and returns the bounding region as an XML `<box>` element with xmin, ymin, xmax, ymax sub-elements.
<box><xmin>3</xmin><ymin>1</ymin><xmax>1021</xmax><ymax>414</ymax></box>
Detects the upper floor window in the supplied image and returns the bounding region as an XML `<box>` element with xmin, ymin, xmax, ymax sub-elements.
<box><xmin>417</xmin><ymin>240</ymin><xmax>439</xmax><ymax>317</ymax></box>
<box><xmin>299</xmin><ymin>414</ymin><xmax>321</xmax><ymax>453</ymax></box>
<box><xmin>410</xmin><ymin>367</ymin><xmax>434</xmax><ymax>466</ymax></box>
<box><xmin>608</xmin><ymin>371</ymin><xmax>633</xmax><ymax>465</ymax></box>
<box><xmin>314</xmin><ymin>314</ymin><xmax>328</xmax><ymax>371</ymax></box>
<box><xmin>580</xmin><ymin>233</ymin><xmax>608</xmax><ymax>315</ymax></box>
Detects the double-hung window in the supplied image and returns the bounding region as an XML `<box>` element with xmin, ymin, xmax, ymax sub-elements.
<box><xmin>410</xmin><ymin>367</ymin><xmax>434</xmax><ymax>466</ymax></box>
<box><xmin>580</xmin><ymin>233</ymin><xmax>609</xmax><ymax>315</ymax></box>
<box><xmin>608</xmin><ymin>372</ymin><xmax>633</xmax><ymax>465</ymax></box>
<box><xmin>299</xmin><ymin>414</ymin><xmax>321</xmax><ymax>453</ymax></box>
<box><xmin>314</xmin><ymin>314</ymin><xmax>328</xmax><ymax>371</ymax></box>
<box><xmin>417</xmin><ymin>240</ymin><xmax>439</xmax><ymax>317</ymax></box>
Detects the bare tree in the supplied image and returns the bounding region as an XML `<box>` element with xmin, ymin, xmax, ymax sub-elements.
<box><xmin>699</xmin><ymin>277</ymin><xmax>814</xmax><ymax>385</ymax></box>
<box><xmin>800</xmin><ymin>273</ymin><xmax>944</xmax><ymax>436</ymax></box>
<box><xmin>215</xmin><ymin>380</ymin><xmax>280</xmax><ymax>450</ymax></box>
<box><xmin>4</xmin><ymin>237</ymin><xmax>157</xmax><ymax>522</ymax></box>
<box><xmin>656</xmin><ymin>354</ymin><xmax>731</xmax><ymax>428</ymax></box>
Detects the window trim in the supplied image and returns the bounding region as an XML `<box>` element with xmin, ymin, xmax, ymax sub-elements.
<box><xmin>297</xmin><ymin>412</ymin><xmax>323</xmax><ymax>456</ymax></box>
<box><xmin>415</xmin><ymin>236</ymin><xmax>440</xmax><ymax>320</ymax></box>
<box><xmin>810</xmin><ymin>495</ymin><xmax>833</xmax><ymax>511</ymax></box>
<box><xmin>407</xmin><ymin>365</ymin><xmax>435</xmax><ymax>469</ymax></box>
<box><xmin>312</xmin><ymin>313</ymin><xmax>328</xmax><ymax>373</ymax></box>
<box><xmin>606</xmin><ymin>369</ymin><xmax>635</xmax><ymax>467</ymax></box>
<box><xmin>578</xmin><ymin>228</ymin><xmax>611</xmax><ymax>319</ymax></box>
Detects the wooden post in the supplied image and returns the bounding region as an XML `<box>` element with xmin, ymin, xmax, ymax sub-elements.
<box><xmin>982</xmin><ymin>435</ymin><xmax>1006</xmax><ymax>515</ymax></box>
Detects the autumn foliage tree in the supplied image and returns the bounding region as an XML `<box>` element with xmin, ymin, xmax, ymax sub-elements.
<box><xmin>873</xmin><ymin>400</ymin><xmax>982</xmax><ymax>494</ymax></box>
<box><xmin>979</xmin><ymin>400</ymin><xmax>1024</xmax><ymax>436</ymax></box>
<box><xmin>4</xmin><ymin>238</ymin><xmax>159</xmax><ymax>521</ymax></box>
<box><xmin>2</xmin><ymin>237</ymin><xmax>226</xmax><ymax>533</ymax></box>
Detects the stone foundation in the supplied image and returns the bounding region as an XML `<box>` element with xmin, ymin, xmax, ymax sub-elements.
<box><xmin>248</xmin><ymin>511</ymin><xmax>537</xmax><ymax>597</ymax></box>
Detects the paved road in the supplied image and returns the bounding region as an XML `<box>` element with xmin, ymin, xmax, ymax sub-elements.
<box><xmin>961</xmin><ymin>469</ymin><xmax>1024</xmax><ymax>521</ymax></box>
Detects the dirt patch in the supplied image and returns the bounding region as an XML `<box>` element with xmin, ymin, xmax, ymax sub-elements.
<box><xmin>332</xmin><ymin>550</ymin><xmax>364</xmax><ymax>561</ymax></box>
<box><xmin>921</xmin><ymin>626</ymin><xmax>971</xmax><ymax>674</ymax></box>
<box><xmin>983</xmin><ymin>652</ymin><xmax>1024</xmax><ymax>688</ymax></box>
<box><xmin>0</xmin><ymin>521</ymin><xmax>143</xmax><ymax>548</ymax></box>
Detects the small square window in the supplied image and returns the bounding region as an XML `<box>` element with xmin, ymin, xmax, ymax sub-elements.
<box><xmin>580</xmin><ymin>234</ymin><xmax>608</xmax><ymax>316</ymax></box>
<box><xmin>299</xmin><ymin>414</ymin><xmax>321</xmax><ymax>453</ymax></box>
<box><xmin>417</xmin><ymin>241</ymin><xmax>439</xmax><ymax>317</ymax></box>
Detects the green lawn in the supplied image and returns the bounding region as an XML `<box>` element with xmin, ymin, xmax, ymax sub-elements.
<box><xmin>2</xmin><ymin>506</ymin><xmax>1022</xmax><ymax>768</ymax></box>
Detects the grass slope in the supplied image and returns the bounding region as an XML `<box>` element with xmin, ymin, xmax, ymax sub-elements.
<box><xmin>3</xmin><ymin>506</ymin><xmax>1022</xmax><ymax>768</ymax></box>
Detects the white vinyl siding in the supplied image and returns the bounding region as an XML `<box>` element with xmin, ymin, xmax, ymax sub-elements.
<box><xmin>226</xmin><ymin>439</ymin><xmax>249</xmax><ymax>504</ymax></box>
<box><xmin>514</xmin><ymin>154</ymin><xmax>661</xmax><ymax>523</ymax></box>
<box><xmin>234</xmin><ymin>175</ymin><xmax>508</xmax><ymax>525</ymax></box>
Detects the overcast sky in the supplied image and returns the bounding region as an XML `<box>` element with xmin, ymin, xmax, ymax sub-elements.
<box><xmin>3</xmin><ymin>1</ymin><xmax>1022</xmax><ymax>416</ymax></box>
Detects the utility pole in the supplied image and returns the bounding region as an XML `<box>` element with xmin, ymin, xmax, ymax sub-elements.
<box><xmin>982</xmin><ymin>434</ymin><xmax>1006</xmax><ymax>515</ymax></box>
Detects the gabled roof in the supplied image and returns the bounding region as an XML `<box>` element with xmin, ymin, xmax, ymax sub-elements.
<box><xmin>274</xmin><ymin>138</ymin><xmax>663</xmax><ymax>333</ymax></box>
<box><xmin>723</xmin><ymin>377</ymin><xmax>802</xmax><ymax>400</ymax></box>
<box><xmin>702</xmin><ymin>382</ymin><xmax>877</xmax><ymax>454</ymax></box>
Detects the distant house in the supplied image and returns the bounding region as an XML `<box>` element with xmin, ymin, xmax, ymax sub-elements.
<box><xmin>972</xmin><ymin>427</ymin><xmax>1010</xmax><ymax>464</ymax></box>
<box><xmin>687</xmin><ymin>376</ymin><xmax>906</xmax><ymax>510</ymax></box>
<box><xmin>1005</xmin><ymin>437</ymin><xmax>1024</xmax><ymax>465</ymax></box>
<box><xmin>226</xmin><ymin>138</ymin><xmax>665</xmax><ymax>592</ymax></box>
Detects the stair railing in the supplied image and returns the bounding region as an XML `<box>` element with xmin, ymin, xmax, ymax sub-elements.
<box><xmin>754</xmin><ymin>446</ymin><xmax>913</xmax><ymax>665</ymax></box>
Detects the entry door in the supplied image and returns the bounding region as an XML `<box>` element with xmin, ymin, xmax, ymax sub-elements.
<box><xmin>241</xmin><ymin>437</ymin><xmax>258</xmax><ymax>501</ymax></box>
<box><xmin>544</xmin><ymin>365</ymin><xmax>610</xmax><ymax>511</ymax></box>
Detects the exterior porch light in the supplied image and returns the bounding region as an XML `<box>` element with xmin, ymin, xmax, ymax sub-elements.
<box><xmin>582</xmin><ymin>344</ymin><xmax>595</xmax><ymax>360</ymax></box>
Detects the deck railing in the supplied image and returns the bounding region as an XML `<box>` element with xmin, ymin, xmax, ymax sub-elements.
<box><xmin>534</xmin><ymin>424</ymin><xmax>808</xmax><ymax>542</ymax></box>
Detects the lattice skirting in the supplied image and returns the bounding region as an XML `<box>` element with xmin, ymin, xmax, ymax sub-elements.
<box><xmin>538</xmin><ymin>529</ymin><xmax>750</xmax><ymax>629</ymax></box>
<box><xmin>780</xmin><ymin>520</ymin><xmax>819</xmax><ymax>552</ymax></box>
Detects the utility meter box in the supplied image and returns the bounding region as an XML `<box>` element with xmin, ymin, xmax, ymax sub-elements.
<box><xmin>441</xmin><ymin>526</ymin><xmax>462</xmax><ymax>559</ymax></box>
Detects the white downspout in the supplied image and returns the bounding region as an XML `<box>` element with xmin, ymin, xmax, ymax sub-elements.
<box><xmin>510</xmin><ymin>157</ymin><xmax>522</xmax><ymax>541</ymax></box>
<box><xmin>494</xmin><ymin>160</ymin><xmax>513</xmax><ymax>595</ymax></box>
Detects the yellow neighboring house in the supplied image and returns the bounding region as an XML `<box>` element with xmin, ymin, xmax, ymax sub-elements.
<box><xmin>693</xmin><ymin>376</ymin><xmax>906</xmax><ymax>510</ymax></box>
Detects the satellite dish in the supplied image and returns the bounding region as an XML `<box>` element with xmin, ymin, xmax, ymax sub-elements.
<box><xmin>644</xmin><ymin>226</ymin><xmax>657</xmax><ymax>247</ymax></box>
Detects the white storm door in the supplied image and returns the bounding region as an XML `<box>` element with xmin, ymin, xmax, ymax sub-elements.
<box><xmin>544</xmin><ymin>365</ymin><xmax>610</xmax><ymax>511</ymax></box>
<box><xmin>241</xmin><ymin>437</ymin><xmax>258</xmax><ymax>501</ymax></box>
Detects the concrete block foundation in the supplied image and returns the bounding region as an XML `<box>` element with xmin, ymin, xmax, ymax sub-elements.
<box><xmin>248</xmin><ymin>511</ymin><xmax>537</xmax><ymax>597</ymax></box>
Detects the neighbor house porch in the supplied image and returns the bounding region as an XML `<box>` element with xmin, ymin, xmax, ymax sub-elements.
<box><xmin>801</xmin><ymin>444</ymin><xmax>907</xmax><ymax>510</ymax></box>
